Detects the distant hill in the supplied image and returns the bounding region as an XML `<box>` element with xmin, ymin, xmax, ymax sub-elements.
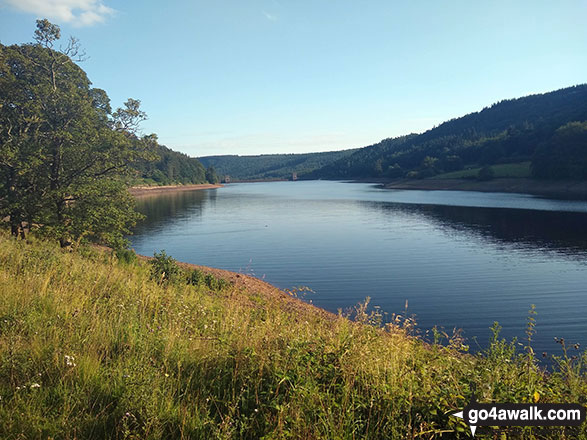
<box><xmin>133</xmin><ymin>142</ymin><xmax>212</xmax><ymax>185</ymax></box>
<box><xmin>306</xmin><ymin>85</ymin><xmax>587</xmax><ymax>181</ymax></box>
<box><xmin>198</xmin><ymin>149</ymin><xmax>358</xmax><ymax>181</ymax></box>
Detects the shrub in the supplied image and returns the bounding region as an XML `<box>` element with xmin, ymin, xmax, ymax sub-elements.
<box><xmin>150</xmin><ymin>250</ymin><xmax>183</xmax><ymax>283</ymax></box>
<box><xmin>187</xmin><ymin>268</ymin><xmax>205</xmax><ymax>286</ymax></box>
<box><xmin>477</xmin><ymin>165</ymin><xmax>495</xmax><ymax>181</ymax></box>
<box><xmin>115</xmin><ymin>247</ymin><xmax>137</xmax><ymax>265</ymax></box>
<box><xmin>187</xmin><ymin>268</ymin><xmax>229</xmax><ymax>290</ymax></box>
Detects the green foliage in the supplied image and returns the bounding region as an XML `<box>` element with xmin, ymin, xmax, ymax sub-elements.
<box><xmin>150</xmin><ymin>251</ymin><xmax>230</xmax><ymax>290</ymax></box>
<box><xmin>187</xmin><ymin>268</ymin><xmax>229</xmax><ymax>290</ymax></box>
<box><xmin>531</xmin><ymin>121</ymin><xmax>587</xmax><ymax>179</ymax></box>
<box><xmin>306</xmin><ymin>85</ymin><xmax>587</xmax><ymax>181</ymax></box>
<box><xmin>133</xmin><ymin>136</ymin><xmax>210</xmax><ymax>185</ymax></box>
<box><xmin>198</xmin><ymin>149</ymin><xmax>358</xmax><ymax>181</ymax></box>
<box><xmin>0</xmin><ymin>20</ymin><xmax>150</xmax><ymax>246</ymax></box>
<box><xmin>186</xmin><ymin>267</ymin><xmax>206</xmax><ymax>285</ymax></box>
<box><xmin>114</xmin><ymin>247</ymin><xmax>138</xmax><ymax>265</ymax></box>
<box><xmin>150</xmin><ymin>250</ymin><xmax>182</xmax><ymax>284</ymax></box>
<box><xmin>1</xmin><ymin>234</ymin><xmax>586</xmax><ymax>439</ymax></box>
<box><xmin>33</xmin><ymin>18</ymin><xmax>60</xmax><ymax>45</ymax></box>
<box><xmin>205</xmin><ymin>165</ymin><xmax>219</xmax><ymax>184</ymax></box>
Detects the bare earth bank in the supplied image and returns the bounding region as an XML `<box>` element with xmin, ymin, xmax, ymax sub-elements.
<box><xmin>134</xmin><ymin>253</ymin><xmax>335</xmax><ymax>321</ymax></box>
<box><xmin>129</xmin><ymin>183</ymin><xmax>223</xmax><ymax>197</ymax></box>
<box><xmin>382</xmin><ymin>178</ymin><xmax>587</xmax><ymax>200</ymax></box>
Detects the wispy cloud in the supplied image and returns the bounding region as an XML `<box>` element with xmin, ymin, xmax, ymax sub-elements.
<box><xmin>2</xmin><ymin>0</ymin><xmax>115</xmax><ymax>26</ymax></box>
<box><xmin>262</xmin><ymin>10</ymin><xmax>277</xmax><ymax>21</ymax></box>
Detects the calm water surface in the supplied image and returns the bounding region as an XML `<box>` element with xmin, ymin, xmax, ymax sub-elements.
<box><xmin>130</xmin><ymin>181</ymin><xmax>587</xmax><ymax>356</ymax></box>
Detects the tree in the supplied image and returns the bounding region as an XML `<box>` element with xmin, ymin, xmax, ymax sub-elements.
<box><xmin>205</xmin><ymin>166</ymin><xmax>219</xmax><ymax>184</ymax></box>
<box><xmin>0</xmin><ymin>20</ymin><xmax>150</xmax><ymax>247</ymax></box>
<box><xmin>531</xmin><ymin>121</ymin><xmax>587</xmax><ymax>179</ymax></box>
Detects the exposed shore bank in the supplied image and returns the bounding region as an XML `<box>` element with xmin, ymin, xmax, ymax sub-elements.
<box><xmin>135</xmin><ymin>252</ymin><xmax>334</xmax><ymax>320</ymax></box>
<box><xmin>129</xmin><ymin>183</ymin><xmax>223</xmax><ymax>197</ymax></box>
<box><xmin>381</xmin><ymin>177</ymin><xmax>587</xmax><ymax>200</ymax></box>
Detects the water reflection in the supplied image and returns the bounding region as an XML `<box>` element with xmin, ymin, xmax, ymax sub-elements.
<box><xmin>135</xmin><ymin>188</ymin><xmax>587</xmax><ymax>260</ymax></box>
<box><xmin>134</xmin><ymin>189</ymin><xmax>211</xmax><ymax>234</ymax></box>
<box><xmin>364</xmin><ymin>201</ymin><xmax>587</xmax><ymax>260</ymax></box>
<box><xmin>129</xmin><ymin>182</ymin><xmax>587</xmax><ymax>357</ymax></box>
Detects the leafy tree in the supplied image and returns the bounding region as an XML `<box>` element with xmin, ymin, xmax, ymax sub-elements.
<box><xmin>0</xmin><ymin>20</ymin><xmax>149</xmax><ymax>247</ymax></box>
<box><xmin>132</xmin><ymin>134</ymin><xmax>209</xmax><ymax>185</ymax></box>
<box><xmin>386</xmin><ymin>163</ymin><xmax>404</xmax><ymax>178</ymax></box>
<box><xmin>531</xmin><ymin>121</ymin><xmax>587</xmax><ymax>179</ymax></box>
<box><xmin>205</xmin><ymin>165</ymin><xmax>219</xmax><ymax>184</ymax></box>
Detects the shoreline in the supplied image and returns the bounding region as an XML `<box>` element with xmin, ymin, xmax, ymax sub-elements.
<box><xmin>135</xmin><ymin>252</ymin><xmax>335</xmax><ymax>320</ymax></box>
<box><xmin>129</xmin><ymin>183</ymin><xmax>223</xmax><ymax>197</ymax></box>
<box><xmin>378</xmin><ymin>177</ymin><xmax>587</xmax><ymax>200</ymax></box>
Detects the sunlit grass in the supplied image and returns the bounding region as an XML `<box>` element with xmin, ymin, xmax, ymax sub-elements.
<box><xmin>0</xmin><ymin>232</ymin><xmax>585</xmax><ymax>439</ymax></box>
<box><xmin>434</xmin><ymin>162</ymin><xmax>532</xmax><ymax>180</ymax></box>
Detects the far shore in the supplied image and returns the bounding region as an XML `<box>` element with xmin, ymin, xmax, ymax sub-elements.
<box><xmin>378</xmin><ymin>178</ymin><xmax>587</xmax><ymax>200</ymax></box>
<box><xmin>129</xmin><ymin>183</ymin><xmax>223</xmax><ymax>197</ymax></box>
<box><xmin>128</xmin><ymin>178</ymin><xmax>587</xmax><ymax>200</ymax></box>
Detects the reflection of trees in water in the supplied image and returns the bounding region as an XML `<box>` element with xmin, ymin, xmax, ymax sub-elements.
<box><xmin>365</xmin><ymin>201</ymin><xmax>587</xmax><ymax>256</ymax></box>
<box><xmin>133</xmin><ymin>189</ymin><xmax>587</xmax><ymax>258</ymax></box>
<box><xmin>133</xmin><ymin>190</ymin><xmax>211</xmax><ymax>233</ymax></box>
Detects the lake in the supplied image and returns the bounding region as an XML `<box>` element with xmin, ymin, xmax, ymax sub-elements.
<box><xmin>130</xmin><ymin>180</ymin><xmax>587</xmax><ymax>358</ymax></box>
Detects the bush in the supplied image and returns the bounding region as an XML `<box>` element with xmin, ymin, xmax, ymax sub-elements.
<box><xmin>187</xmin><ymin>268</ymin><xmax>229</xmax><ymax>290</ymax></box>
<box><xmin>187</xmin><ymin>268</ymin><xmax>205</xmax><ymax>286</ymax></box>
<box><xmin>204</xmin><ymin>273</ymin><xmax>229</xmax><ymax>290</ymax></box>
<box><xmin>477</xmin><ymin>165</ymin><xmax>495</xmax><ymax>181</ymax></box>
<box><xmin>150</xmin><ymin>250</ymin><xmax>183</xmax><ymax>284</ymax></box>
<box><xmin>115</xmin><ymin>248</ymin><xmax>137</xmax><ymax>265</ymax></box>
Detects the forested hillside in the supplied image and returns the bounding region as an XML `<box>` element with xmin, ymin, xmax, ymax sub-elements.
<box><xmin>133</xmin><ymin>139</ymin><xmax>211</xmax><ymax>185</ymax></box>
<box><xmin>199</xmin><ymin>149</ymin><xmax>357</xmax><ymax>181</ymax></box>
<box><xmin>306</xmin><ymin>85</ymin><xmax>587</xmax><ymax>180</ymax></box>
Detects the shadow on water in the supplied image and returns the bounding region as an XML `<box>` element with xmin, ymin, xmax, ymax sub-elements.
<box><xmin>133</xmin><ymin>189</ymin><xmax>213</xmax><ymax>234</ymax></box>
<box><xmin>134</xmin><ymin>188</ymin><xmax>587</xmax><ymax>259</ymax></box>
<box><xmin>362</xmin><ymin>201</ymin><xmax>587</xmax><ymax>260</ymax></box>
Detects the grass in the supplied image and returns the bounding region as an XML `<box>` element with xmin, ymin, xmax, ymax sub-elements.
<box><xmin>434</xmin><ymin>162</ymin><xmax>532</xmax><ymax>180</ymax></box>
<box><xmin>0</xmin><ymin>232</ymin><xmax>586</xmax><ymax>439</ymax></box>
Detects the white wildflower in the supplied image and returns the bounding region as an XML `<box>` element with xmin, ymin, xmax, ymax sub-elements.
<box><xmin>30</xmin><ymin>383</ymin><xmax>41</xmax><ymax>389</ymax></box>
<box><xmin>65</xmin><ymin>355</ymin><xmax>76</xmax><ymax>367</ymax></box>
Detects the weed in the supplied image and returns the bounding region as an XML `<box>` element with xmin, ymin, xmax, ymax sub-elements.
<box><xmin>0</xmin><ymin>233</ymin><xmax>585</xmax><ymax>439</ymax></box>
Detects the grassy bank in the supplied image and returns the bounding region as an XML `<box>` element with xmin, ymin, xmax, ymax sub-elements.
<box><xmin>434</xmin><ymin>162</ymin><xmax>532</xmax><ymax>180</ymax></box>
<box><xmin>0</xmin><ymin>234</ymin><xmax>586</xmax><ymax>439</ymax></box>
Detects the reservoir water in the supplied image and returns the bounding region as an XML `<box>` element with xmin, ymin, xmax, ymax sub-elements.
<box><xmin>130</xmin><ymin>181</ymin><xmax>587</xmax><ymax>357</ymax></box>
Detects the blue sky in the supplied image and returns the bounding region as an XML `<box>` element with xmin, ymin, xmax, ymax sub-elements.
<box><xmin>1</xmin><ymin>0</ymin><xmax>586</xmax><ymax>157</ymax></box>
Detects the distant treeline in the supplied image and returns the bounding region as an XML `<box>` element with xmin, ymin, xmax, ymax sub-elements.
<box><xmin>134</xmin><ymin>141</ymin><xmax>217</xmax><ymax>186</ymax></box>
<box><xmin>304</xmin><ymin>85</ymin><xmax>587</xmax><ymax>181</ymax></box>
<box><xmin>198</xmin><ymin>149</ymin><xmax>357</xmax><ymax>181</ymax></box>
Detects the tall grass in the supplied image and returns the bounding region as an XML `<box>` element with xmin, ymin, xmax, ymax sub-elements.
<box><xmin>0</xmin><ymin>232</ymin><xmax>585</xmax><ymax>439</ymax></box>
